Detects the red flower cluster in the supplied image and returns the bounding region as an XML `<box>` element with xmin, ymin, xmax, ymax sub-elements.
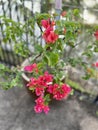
<box><xmin>41</xmin><ymin>19</ymin><xmax>58</xmax><ymax>43</ymax></box>
<box><xmin>94</xmin><ymin>30</ymin><xmax>98</xmax><ymax>40</ymax></box>
<box><xmin>34</xmin><ymin>97</ymin><xmax>50</xmax><ymax>114</ymax></box>
<box><xmin>47</xmin><ymin>83</ymin><xmax>71</xmax><ymax>100</ymax></box>
<box><xmin>24</xmin><ymin>63</ymin><xmax>38</xmax><ymax>73</ymax></box>
<box><xmin>27</xmin><ymin>71</ymin><xmax>53</xmax><ymax>96</ymax></box>
<box><xmin>26</xmin><ymin>71</ymin><xmax>71</xmax><ymax>114</ymax></box>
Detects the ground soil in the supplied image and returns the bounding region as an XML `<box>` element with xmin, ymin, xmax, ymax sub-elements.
<box><xmin>0</xmin><ymin>85</ymin><xmax>98</xmax><ymax>130</ymax></box>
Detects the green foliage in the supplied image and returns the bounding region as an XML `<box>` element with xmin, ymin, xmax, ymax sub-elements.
<box><xmin>1</xmin><ymin>18</ymin><xmax>23</xmax><ymax>42</ymax></box>
<box><xmin>0</xmin><ymin>10</ymin><xmax>97</xmax><ymax>94</ymax></box>
<box><xmin>35</xmin><ymin>13</ymin><xmax>51</xmax><ymax>27</ymax></box>
<box><xmin>44</xmin><ymin>52</ymin><xmax>59</xmax><ymax>66</ymax></box>
<box><xmin>82</xmin><ymin>50</ymin><xmax>94</xmax><ymax>58</ymax></box>
<box><xmin>66</xmin><ymin>79</ymin><xmax>85</xmax><ymax>93</ymax></box>
<box><xmin>73</xmin><ymin>9</ymin><xmax>80</xmax><ymax>17</ymax></box>
<box><xmin>0</xmin><ymin>64</ymin><xmax>5</xmax><ymax>70</ymax></box>
<box><xmin>0</xmin><ymin>64</ymin><xmax>23</xmax><ymax>90</ymax></box>
<box><xmin>44</xmin><ymin>94</ymin><xmax>51</xmax><ymax>105</ymax></box>
<box><xmin>68</xmin><ymin>58</ymin><xmax>81</xmax><ymax>67</ymax></box>
<box><xmin>34</xmin><ymin>44</ymin><xmax>44</xmax><ymax>53</ymax></box>
<box><xmin>14</xmin><ymin>42</ymin><xmax>30</xmax><ymax>57</ymax></box>
<box><xmin>66</xmin><ymin>79</ymin><xmax>95</xmax><ymax>95</ymax></box>
<box><xmin>82</xmin><ymin>73</ymin><xmax>91</xmax><ymax>80</ymax></box>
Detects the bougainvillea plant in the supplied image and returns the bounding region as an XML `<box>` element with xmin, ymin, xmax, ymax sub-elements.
<box><xmin>0</xmin><ymin>9</ymin><xmax>98</xmax><ymax>114</ymax></box>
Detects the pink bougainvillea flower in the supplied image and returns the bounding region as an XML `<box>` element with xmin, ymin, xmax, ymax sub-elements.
<box><xmin>34</xmin><ymin>105</ymin><xmax>43</xmax><ymax>113</ymax></box>
<box><xmin>62</xmin><ymin>84</ymin><xmax>72</xmax><ymax>95</ymax></box>
<box><xmin>41</xmin><ymin>19</ymin><xmax>51</xmax><ymax>29</ymax></box>
<box><xmin>52</xmin><ymin>84</ymin><xmax>59</xmax><ymax>93</ymax></box>
<box><xmin>34</xmin><ymin>97</ymin><xmax>50</xmax><ymax>114</ymax></box>
<box><xmin>38</xmin><ymin>76</ymin><xmax>47</xmax><ymax>86</ymax></box>
<box><xmin>43</xmin><ymin>105</ymin><xmax>50</xmax><ymax>114</ymax></box>
<box><xmin>34</xmin><ymin>97</ymin><xmax>44</xmax><ymax>113</ymax></box>
<box><xmin>61</xmin><ymin>11</ymin><xmax>67</xmax><ymax>17</ymax></box>
<box><xmin>27</xmin><ymin>78</ymin><xmax>38</xmax><ymax>88</ymax></box>
<box><xmin>43</xmin><ymin>71</ymin><xmax>53</xmax><ymax>83</ymax></box>
<box><xmin>27</xmin><ymin>71</ymin><xmax>53</xmax><ymax>89</ymax></box>
<box><xmin>44</xmin><ymin>31</ymin><xmax>58</xmax><ymax>43</ymax></box>
<box><xmin>42</xmin><ymin>18</ymin><xmax>58</xmax><ymax>44</ymax></box>
<box><xmin>24</xmin><ymin>64</ymin><xmax>33</xmax><ymax>72</ymax></box>
<box><xmin>35</xmin><ymin>87</ymin><xmax>44</xmax><ymax>96</ymax></box>
<box><xmin>35</xmin><ymin>96</ymin><xmax>44</xmax><ymax>104</ymax></box>
<box><xmin>33</xmin><ymin>71</ymin><xmax>53</xmax><ymax>87</ymax></box>
<box><xmin>94</xmin><ymin>30</ymin><xmax>98</xmax><ymax>40</ymax></box>
<box><xmin>47</xmin><ymin>31</ymin><xmax>58</xmax><ymax>43</ymax></box>
<box><xmin>53</xmin><ymin>83</ymin><xmax>71</xmax><ymax>100</ymax></box>
<box><xmin>43</xmin><ymin>26</ymin><xmax>53</xmax><ymax>40</ymax></box>
<box><xmin>41</xmin><ymin>19</ymin><xmax>55</xmax><ymax>29</ymax></box>
<box><xmin>24</xmin><ymin>63</ymin><xmax>38</xmax><ymax>73</ymax></box>
<box><xmin>47</xmin><ymin>85</ymin><xmax>54</xmax><ymax>93</ymax></box>
<box><xmin>92</xmin><ymin>62</ymin><xmax>98</xmax><ymax>67</ymax></box>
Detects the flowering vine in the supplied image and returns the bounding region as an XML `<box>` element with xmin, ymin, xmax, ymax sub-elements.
<box><xmin>0</xmin><ymin>9</ymin><xmax>98</xmax><ymax>114</ymax></box>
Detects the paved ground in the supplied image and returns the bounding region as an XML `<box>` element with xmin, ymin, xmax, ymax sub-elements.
<box><xmin>0</xmin><ymin>86</ymin><xmax>98</xmax><ymax>130</ymax></box>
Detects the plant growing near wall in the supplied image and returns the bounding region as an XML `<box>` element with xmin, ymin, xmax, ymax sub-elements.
<box><xmin>0</xmin><ymin>9</ymin><xmax>98</xmax><ymax>114</ymax></box>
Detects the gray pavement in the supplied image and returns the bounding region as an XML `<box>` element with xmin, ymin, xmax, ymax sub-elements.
<box><xmin>0</xmin><ymin>86</ymin><xmax>98</xmax><ymax>130</ymax></box>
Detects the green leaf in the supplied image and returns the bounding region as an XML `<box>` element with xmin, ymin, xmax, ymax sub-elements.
<box><xmin>14</xmin><ymin>42</ymin><xmax>30</xmax><ymax>57</ymax></box>
<box><xmin>29</xmin><ymin>87</ymin><xmax>35</xmax><ymax>91</ymax></box>
<box><xmin>0</xmin><ymin>64</ymin><xmax>5</xmax><ymax>70</ymax></box>
<box><xmin>35</xmin><ymin>13</ymin><xmax>51</xmax><ymax>26</ymax></box>
<box><xmin>44</xmin><ymin>94</ymin><xmax>51</xmax><ymax>104</ymax></box>
<box><xmin>82</xmin><ymin>50</ymin><xmax>93</xmax><ymax>58</ymax></box>
<box><xmin>44</xmin><ymin>52</ymin><xmax>59</xmax><ymax>66</ymax></box>
<box><xmin>94</xmin><ymin>47</ymin><xmax>98</xmax><ymax>52</ymax></box>
<box><xmin>50</xmin><ymin>53</ymin><xmax>59</xmax><ymax>66</ymax></box>
<box><xmin>10</xmin><ymin>79</ymin><xmax>17</xmax><ymax>88</ymax></box>
<box><xmin>37</xmin><ymin>62</ymin><xmax>44</xmax><ymax>69</ymax></box>
<box><xmin>87</xmin><ymin>45</ymin><xmax>93</xmax><ymax>49</ymax></box>
<box><xmin>82</xmin><ymin>73</ymin><xmax>91</xmax><ymax>80</ymax></box>
<box><xmin>68</xmin><ymin>58</ymin><xmax>80</xmax><ymax>67</ymax></box>
<box><xmin>35</xmin><ymin>44</ymin><xmax>43</xmax><ymax>53</ymax></box>
<box><xmin>43</xmin><ymin>53</ymin><xmax>51</xmax><ymax>65</ymax></box>
<box><xmin>57</xmin><ymin>42</ymin><xmax>63</xmax><ymax>51</ymax></box>
<box><xmin>73</xmin><ymin>9</ymin><xmax>80</xmax><ymax>17</ymax></box>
